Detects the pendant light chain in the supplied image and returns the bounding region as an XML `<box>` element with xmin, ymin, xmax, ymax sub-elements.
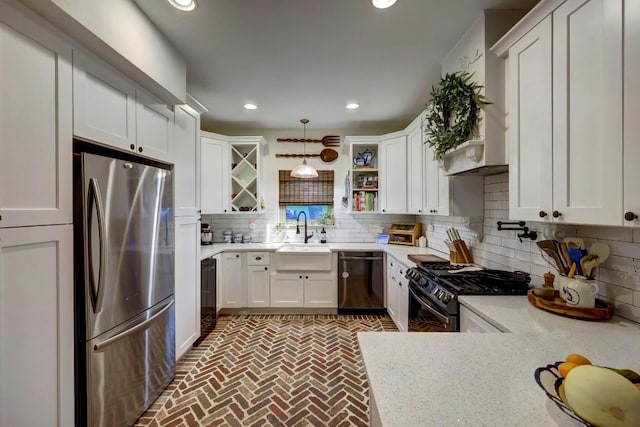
<box><xmin>301</xmin><ymin>118</ymin><xmax>309</xmax><ymax>156</ymax></box>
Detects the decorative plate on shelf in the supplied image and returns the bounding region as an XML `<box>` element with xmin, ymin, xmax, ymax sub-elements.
<box><xmin>534</xmin><ymin>361</ymin><xmax>591</xmax><ymax>426</ymax></box>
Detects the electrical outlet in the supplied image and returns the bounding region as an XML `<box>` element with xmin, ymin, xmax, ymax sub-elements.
<box><xmin>632</xmin><ymin>260</ymin><xmax>640</xmax><ymax>274</ymax></box>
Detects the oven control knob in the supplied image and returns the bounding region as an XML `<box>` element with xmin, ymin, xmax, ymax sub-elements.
<box><xmin>441</xmin><ymin>293</ymin><xmax>451</xmax><ymax>303</ymax></box>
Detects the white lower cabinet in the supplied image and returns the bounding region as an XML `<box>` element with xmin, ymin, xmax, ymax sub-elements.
<box><xmin>386</xmin><ymin>255</ymin><xmax>408</xmax><ymax>332</ymax></box>
<box><xmin>221</xmin><ymin>252</ymin><xmax>246</xmax><ymax>308</ymax></box>
<box><xmin>174</xmin><ymin>216</ymin><xmax>200</xmax><ymax>359</ymax></box>
<box><xmin>0</xmin><ymin>225</ymin><xmax>74</xmax><ymax>427</ymax></box>
<box><xmin>271</xmin><ymin>272</ymin><xmax>336</xmax><ymax>308</ymax></box>
<box><xmin>247</xmin><ymin>252</ymin><xmax>270</xmax><ymax>307</ymax></box>
<box><xmin>304</xmin><ymin>273</ymin><xmax>337</xmax><ymax>308</ymax></box>
<box><xmin>270</xmin><ymin>273</ymin><xmax>305</xmax><ymax>307</ymax></box>
<box><xmin>459</xmin><ymin>305</ymin><xmax>502</xmax><ymax>333</ymax></box>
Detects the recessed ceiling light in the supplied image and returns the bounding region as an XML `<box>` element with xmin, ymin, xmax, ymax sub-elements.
<box><xmin>168</xmin><ymin>0</ymin><xmax>197</xmax><ymax>12</ymax></box>
<box><xmin>243</xmin><ymin>103</ymin><xmax>257</xmax><ymax>110</ymax></box>
<box><xmin>372</xmin><ymin>0</ymin><xmax>397</xmax><ymax>9</ymax></box>
<box><xmin>346</xmin><ymin>103</ymin><xmax>360</xmax><ymax>110</ymax></box>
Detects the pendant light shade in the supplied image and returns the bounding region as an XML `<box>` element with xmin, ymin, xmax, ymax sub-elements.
<box><xmin>290</xmin><ymin>119</ymin><xmax>318</xmax><ymax>178</ymax></box>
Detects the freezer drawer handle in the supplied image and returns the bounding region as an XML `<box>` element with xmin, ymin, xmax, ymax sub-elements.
<box><xmin>87</xmin><ymin>177</ymin><xmax>106</xmax><ymax>314</ymax></box>
<box><xmin>93</xmin><ymin>300</ymin><xmax>174</xmax><ymax>352</ymax></box>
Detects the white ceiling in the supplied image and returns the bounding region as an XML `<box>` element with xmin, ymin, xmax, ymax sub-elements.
<box><xmin>134</xmin><ymin>0</ymin><xmax>539</xmax><ymax>132</ymax></box>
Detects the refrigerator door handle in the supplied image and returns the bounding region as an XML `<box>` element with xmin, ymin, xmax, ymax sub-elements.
<box><xmin>87</xmin><ymin>177</ymin><xmax>106</xmax><ymax>314</ymax></box>
<box><xmin>93</xmin><ymin>300</ymin><xmax>174</xmax><ymax>352</ymax></box>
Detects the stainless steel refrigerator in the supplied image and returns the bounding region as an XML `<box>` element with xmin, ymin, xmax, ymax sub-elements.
<box><xmin>74</xmin><ymin>146</ymin><xmax>175</xmax><ymax>427</ymax></box>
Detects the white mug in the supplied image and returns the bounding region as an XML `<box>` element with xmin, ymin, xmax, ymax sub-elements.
<box><xmin>561</xmin><ymin>278</ymin><xmax>599</xmax><ymax>308</ymax></box>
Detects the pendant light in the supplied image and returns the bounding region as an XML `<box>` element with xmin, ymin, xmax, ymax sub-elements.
<box><xmin>290</xmin><ymin>119</ymin><xmax>318</xmax><ymax>178</ymax></box>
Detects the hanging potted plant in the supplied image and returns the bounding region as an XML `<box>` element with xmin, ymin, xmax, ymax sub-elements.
<box><xmin>423</xmin><ymin>71</ymin><xmax>490</xmax><ymax>161</ymax></box>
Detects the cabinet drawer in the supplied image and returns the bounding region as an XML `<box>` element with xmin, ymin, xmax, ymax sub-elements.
<box><xmin>247</xmin><ymin>252</ymin><xmax>270</xmax><ymax>266</ymax></box>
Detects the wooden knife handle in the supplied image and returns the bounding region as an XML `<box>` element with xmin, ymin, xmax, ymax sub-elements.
<box><xmin>458</xmin><ymin>240</ymin><xmax>473</xmax><ymax>263</ymax></box>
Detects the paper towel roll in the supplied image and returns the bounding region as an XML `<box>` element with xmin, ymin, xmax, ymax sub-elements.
<box><xmin>264</xmin><ymin>223</ymin><xmax>271</xmax><ymax>243</ymax></box>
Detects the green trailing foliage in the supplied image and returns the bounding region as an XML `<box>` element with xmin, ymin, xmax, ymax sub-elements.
<box><xmin>424</xmin><ymin>71</ymin><xmax>491</xmax><ymax>160</ymax></box>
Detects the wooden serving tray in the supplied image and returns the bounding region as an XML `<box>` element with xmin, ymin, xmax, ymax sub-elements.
<box><xmin>527</xmin><ymin>290</ymin><xmax>614</xmax><ymax>320</ymax></box>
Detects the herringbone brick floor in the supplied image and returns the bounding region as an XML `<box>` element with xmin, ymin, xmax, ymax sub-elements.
<box><xmin>134</xmin><ymin>314</ymin><xmax>398</xmax><ymax>426</ymax></box>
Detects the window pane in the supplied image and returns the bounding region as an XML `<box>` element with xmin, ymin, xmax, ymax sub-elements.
<box><xmin>285</xmin><ymin>205</ymin><xmax>329</xmax><ymax>221</ymax></box>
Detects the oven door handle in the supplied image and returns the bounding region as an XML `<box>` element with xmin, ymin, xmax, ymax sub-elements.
<box><xmin>409</xmin><ymin>287</ymin><xmax>451</xmax><ymax>325</ymax></box>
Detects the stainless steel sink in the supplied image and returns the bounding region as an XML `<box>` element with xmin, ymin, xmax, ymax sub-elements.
<box><xmin>274</xmin><ymin>245</ymin><xmax>332</xmax><ymax>270</ymax></box>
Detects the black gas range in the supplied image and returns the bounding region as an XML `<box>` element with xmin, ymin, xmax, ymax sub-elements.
<box><xmin>405</xmin><ymin>263</ymin><xmax>531</xmax><ymax>331</ymax></box>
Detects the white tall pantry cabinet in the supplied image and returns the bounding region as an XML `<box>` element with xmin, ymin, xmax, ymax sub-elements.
<box><xmin>0</xmin><ymin>2</ymin><xmax>74</xmax><ymax>426</ymax></box>
<box><xmin>174</xmin><ymin>103</ymin><xmax>203</xmax><ymax>359</ymax></box>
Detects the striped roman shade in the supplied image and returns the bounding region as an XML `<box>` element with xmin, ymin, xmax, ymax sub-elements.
<box><xmin>279</xmin><ymin>170</ymin><xmax>334</xmax><ymax>206</ymax></box>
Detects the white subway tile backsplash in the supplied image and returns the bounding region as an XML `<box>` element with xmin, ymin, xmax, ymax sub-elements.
<box><xmin>418</xmin><ymin>172</ymin><xmax>640</xmax><ymax>324</ymax></box>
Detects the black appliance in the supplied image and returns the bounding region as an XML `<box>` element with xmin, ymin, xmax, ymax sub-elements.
<box><xmin>405</xmin><ymin>263</ymin><xmax>530</xmax><ymax>332</ymax></box>
<box><xmin>338</xmin><ymin>251</ymin><xmax>385</xmax><ymax>314</ymax></box>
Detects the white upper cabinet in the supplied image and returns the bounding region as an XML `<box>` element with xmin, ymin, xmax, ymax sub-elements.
<box><xmin>73</xmin><ymin>50</ymin><xmax>175</xmax><ymax>163</ymax></box>
<box><xmin>0</xmin><ymin>10</ymin><xmax>72</xmax><ymax>228</ymax></box>
<box><xmin>136</xmin><ymin>88</ymin><xmax>174</xmax><ymax>163</ymax></box>
<box><xmin>201</xmin><ymin>132</ymin><xmax>230</xmax><ymax>214</ymax></box>
<box><xmin>379</xmin><ymin>133</ymin><xmax>407</xmax><ymax>214</ymax></box>
<box><xmin>73</xmin><ymin>50</ymin><xmax>137</xmax><ymax>151</ymax></box>
<box><xmin>423</xmin><ymin>130</ymin><xmax>484</xmax><ymax>217</ymax></box>
<box><xmin>551</xmin><ymin>0</ymin><xmax>622</xmax><ymax>225</ymax></box>
<box><xmin>174</xmin><ymin>104</ymin><xmax>201</xmax><ymax>217</ymax></box>
<box><xmin>507</xmin><ymin>15</ymin><xmax>553</xmax><ymax>221</ymax></box>
<box><xmin>496</xmin><ymin>0</ymin><xmax>625</xmax><ymax>226</ymax></box>
<box><xmin>624</xmin><ymin>0</ymin><xmax>640</xmax><ymax>226</ymax></box>
<box><xmin>406</xmin><ymin>116</ymin><xmax>424</xmax><ymax>215</ymax></box>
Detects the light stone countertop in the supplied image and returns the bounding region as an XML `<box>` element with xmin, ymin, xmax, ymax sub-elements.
<box><xmin>358</xmin><ymin>296</ymin><xmax>640</xmax><ymax>427</ymax></box>
<box><xmin>200</xmin><ymin>242</ymin><xmax>445</xmax><ymax>266</ymax></box>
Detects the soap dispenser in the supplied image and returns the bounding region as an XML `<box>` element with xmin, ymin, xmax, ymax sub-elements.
<box><xmin>320</xmin><ymin>227</ymin><xmax>327</xmax><ymax>243</ymax></box>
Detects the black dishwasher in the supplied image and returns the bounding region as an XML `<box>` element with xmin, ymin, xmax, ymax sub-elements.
<box><xmin>200</xmin><ymin>257</ymin><xmax>217</xmax><ymax>320</ymax></box>
<box><xmin>338</xmin><ymin>251</ymin><xmax>385</xmax><ymax>314</ymax></box>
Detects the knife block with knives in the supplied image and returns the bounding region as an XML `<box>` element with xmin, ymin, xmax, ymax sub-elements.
<box><xmin>446</xmin><ymin>228</ymin><xmax>473</xmax><ymax>263</ymax></box>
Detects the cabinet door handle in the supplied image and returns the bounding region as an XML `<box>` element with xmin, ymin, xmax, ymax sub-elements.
<box><xmin>624</xmin><ymin>211</ymin><xmax>638</xmax><ymax>221</ymax></box>
<box><xmin>305</xmin><ymin>276</ymin><xmax>309</xmax><ymax>279</ymax></box>
<box><xmin>299</xmin><ymin>275</ymin><xmax>303</xmax><ymax>279</ymax></box>
<box><xmin>255</xmin><ymin>256</ymin><xmax>262</xmax><ymax>260</ymax></box>
<box><xmin>138</xmin><ymin>147</ymin><xmax>143</xmax><ymax>153</ymax></box>
<box><xmin>539</xmin><ymin>210</ymin><xmax>548</xmax><ymax>218</ymax></box>
<box><xmin>264</xmin><ymin>267</ymin><xmax>268</xmax><ymax>271</ymax></box>
<box><xmin>129</xmin><ymin>144</ymin><xmax>135</xmax><ymax>150</ymax></box>
<box><xmin>235</xmin><ymin>254</ymin><xmax>239</xmax><ymax>258</ymax></box>
<box><xmin>552</xmin><ymin>210</ymin><xmax>562</xmax><ymax>218</ymax></box>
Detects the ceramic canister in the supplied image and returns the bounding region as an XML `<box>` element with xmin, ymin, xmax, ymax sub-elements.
<box><xmin>561</xmin><ymin>277</ymin><xmax>599</xmax><ymax>308</ymax></box>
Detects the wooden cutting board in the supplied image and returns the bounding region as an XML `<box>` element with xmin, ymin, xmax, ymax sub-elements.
<box><xmin>407</xmin><ymin>254</ymin><xmax>449</xmax><ymax>265</ymax></box>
